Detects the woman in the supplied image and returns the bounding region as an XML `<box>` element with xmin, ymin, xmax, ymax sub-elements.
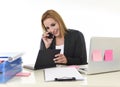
<box><xmin>40</xmin><ymin>9</ymin><xmax>87</xmax><ymax>65</ymax></box>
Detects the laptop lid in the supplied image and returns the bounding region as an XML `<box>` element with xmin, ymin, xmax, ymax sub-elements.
<box><xmin>87</xmin><ymin>37</ymin><xmax>120</xmax><ymax>75</ymax></box>
<box><xmin>34</xmin><ymin>49</ymin><xmax>60</xmax><ymax>70</ymax></box>
<box><xmin>23</xmin><ymin>49</ymin><xmax>60</xmax><ymax>70</ymax></box>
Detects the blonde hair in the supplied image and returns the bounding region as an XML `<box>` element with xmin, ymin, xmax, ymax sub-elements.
<box><xmin>41</xmin><ymin>9</ymin><xmax>67</xmax><ymax>37</ymax></box>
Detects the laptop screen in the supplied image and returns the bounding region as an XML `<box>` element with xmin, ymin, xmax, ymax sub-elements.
<box><xmin>34</xmin><ymin>49</ymin><xmax>61</xmax><ymax>70</ymax></box>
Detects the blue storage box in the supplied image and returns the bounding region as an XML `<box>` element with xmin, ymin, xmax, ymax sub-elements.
<box><xmin>0</xmin><ymin>57</ymin><xmax>22</xmax><ymax>83</ymax></box>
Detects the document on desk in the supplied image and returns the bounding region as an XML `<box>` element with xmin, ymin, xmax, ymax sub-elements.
<box><xmin>44</xmin><ymin>67</ymin><xmax>85</xmax><ymax>82</ymax></box>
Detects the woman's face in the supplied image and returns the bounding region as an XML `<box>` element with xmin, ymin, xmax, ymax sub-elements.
<box><xmin>43</xmin><ymin>18</ymin><xmax>60</xmax><ymax>37</ymax></box>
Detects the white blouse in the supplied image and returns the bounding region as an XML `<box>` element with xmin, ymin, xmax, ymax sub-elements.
<box><xmin>56</xmin><ymin>44</ymin><xmax>64</xmax><ymax>54</ymax></box>
<box><xmin>56</xmin><ymin>44</ymin><xmax>65</xmax><ymax>67</ymax></box>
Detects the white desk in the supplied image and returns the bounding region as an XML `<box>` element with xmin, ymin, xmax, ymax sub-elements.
<box><xmin>0</xmin><ymin>68</ymin><xmax>120</xmax><ymax>87</ymax></box>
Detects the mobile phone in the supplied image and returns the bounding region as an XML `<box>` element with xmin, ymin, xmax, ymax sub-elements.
<box><xmin>47</xmin><ymin>32</ymin><xmax>54</xmax><ymax>39</ymax></box>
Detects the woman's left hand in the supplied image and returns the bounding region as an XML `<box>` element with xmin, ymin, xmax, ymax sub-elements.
<box><xmin>53</xmin><ymin>54</ymin><xmax>67</xmax><ymax>64</ymax></box>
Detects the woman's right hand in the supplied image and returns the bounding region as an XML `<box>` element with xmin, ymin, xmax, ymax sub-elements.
<box><xmin>42</xmin><ymin>32</ymin><xmax>54</xmax><ymax>48</ymax></box>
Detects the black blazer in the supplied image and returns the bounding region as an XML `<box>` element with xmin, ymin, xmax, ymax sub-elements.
<box><xmin>40</xmin><ymin>29</ymin><xmax>87</xmax><ymax>65</ymax></box>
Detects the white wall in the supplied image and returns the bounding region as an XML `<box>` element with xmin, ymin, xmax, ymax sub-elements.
<box><xmin>0</xmin><ymin>0</ymin><xmax>120</xmax><ymax>64</ymax></box>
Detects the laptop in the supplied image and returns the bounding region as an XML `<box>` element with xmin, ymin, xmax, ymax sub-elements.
<box><xmin>79</xmin><ymin>37</ymin><xmax>120</xmax><ymax>75</ymax></box>
<box><xmin>23</xmin><ymin>49</ymin><xmax>60</xmax><ymax>70</ymax></box>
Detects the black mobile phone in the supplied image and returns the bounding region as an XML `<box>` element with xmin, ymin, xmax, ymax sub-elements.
<box><xmin>47</xmin><ymin>32</ymin><xmax>54</xmax><ymax>39</ymax></box>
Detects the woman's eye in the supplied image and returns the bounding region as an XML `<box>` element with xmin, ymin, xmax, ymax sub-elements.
<box><xmin>51</xmin><ymin>23</ymin><xmax>55</xmax><ymax>26</ymax></box>
<box><xmin>46</xmin><ymin>27</ymin><xmax>49</xmax><ymax>30</ymax></box>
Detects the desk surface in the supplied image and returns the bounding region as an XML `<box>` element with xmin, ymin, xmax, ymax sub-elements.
<box><xmin>0</xmin><ymin>67</ymin><xmax>120</xmax><ymax>87</ymax></box>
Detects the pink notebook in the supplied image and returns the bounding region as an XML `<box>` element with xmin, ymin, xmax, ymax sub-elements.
<box><xmin>16</xmin><ymin>72</ymin><xmax>31</xmax><ymax>77</ymax></box>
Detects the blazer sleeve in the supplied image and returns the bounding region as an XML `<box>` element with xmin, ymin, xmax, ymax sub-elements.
<box><xmin>66</xmin><ymin>30</ymin><xmax>87</xmax><ymax>65</ymax></box>
<box><xmin>40</xmin><ymin>39</ymin><xmax>46</xmax><ymax>50</ymax></box>
<box><xmin>40</xmin><ymin>38</ymin><xmax>56</xmax><ymax>50</ymax></box>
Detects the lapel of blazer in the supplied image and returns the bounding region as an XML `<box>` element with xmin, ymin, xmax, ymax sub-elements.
<box><xmin>64</xmin><ymin>32</ymin><xmax>70</xmax><ymax>55</ymax></box>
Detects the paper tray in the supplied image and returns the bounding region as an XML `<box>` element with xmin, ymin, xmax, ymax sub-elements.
<box><xmin>0</xmin><ymin>58</ymin><xmax>22</xmax><ymax>83</ymax></box>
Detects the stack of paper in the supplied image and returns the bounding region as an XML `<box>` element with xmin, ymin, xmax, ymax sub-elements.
<box><xmin>44</xmin><ymin>67</ymin><xmax>84</xmax><ymax>82</ymax></box>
